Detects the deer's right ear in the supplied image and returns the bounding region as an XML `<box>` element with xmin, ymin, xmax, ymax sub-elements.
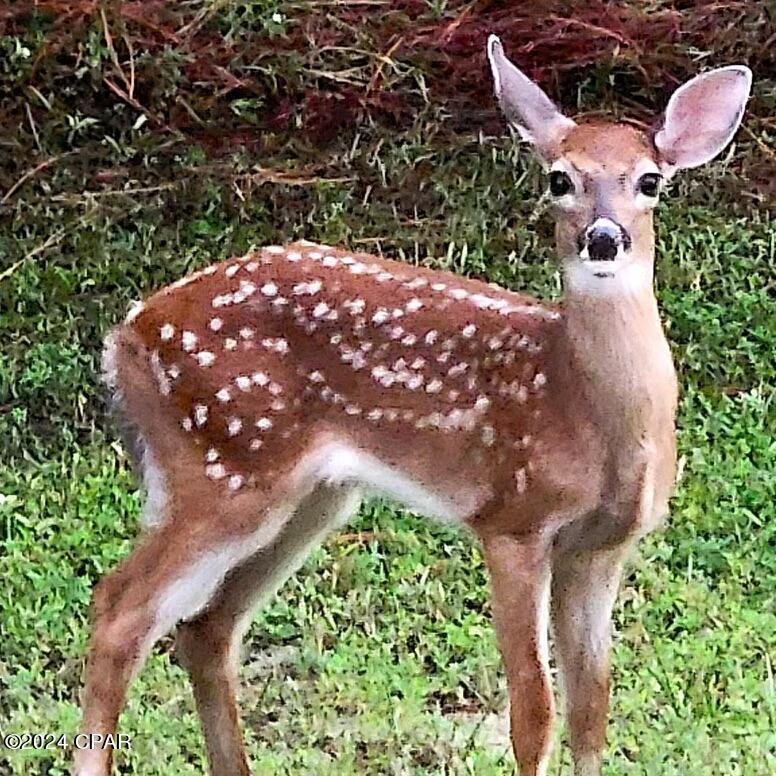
<box><xmin>487</xmin><ymin>35</ymin><xmax>575</xmax><ymax>154</ymax></box>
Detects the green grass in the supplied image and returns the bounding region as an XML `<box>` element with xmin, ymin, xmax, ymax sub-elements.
<box><xmin>1</xmin><ymin>3</ymin><xmax>775</xmax><ymax>774</ymax></box>
<box><xmin>1</xmin><ymin>130</ymin><xmax>774</xmax><ymax>774</ymax></box>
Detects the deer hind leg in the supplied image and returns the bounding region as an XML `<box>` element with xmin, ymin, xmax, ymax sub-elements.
<box><xmin>479</xmin><ymin>530</ymin><xmax>554</xmax><ymax>776</ymax></box>
<box><xmin>550</xmin><ymin>543</ymin><xmax>630</xmax><ymax>776</ymax></box>
<box><xmin>175</xmin><ymin>484</ymin><xmax>361</xmax><ymax>776</ymax></box>
<box><xmin>74</xmin><ymin>489</ymin><xmax>304</xmax><ymax>776</ymax></box>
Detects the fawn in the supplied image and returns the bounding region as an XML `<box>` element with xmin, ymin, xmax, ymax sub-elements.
<box><xmin>76</xmin><ymin>35</ymin><xmax>751</xmax><ymax>776</ymax></box>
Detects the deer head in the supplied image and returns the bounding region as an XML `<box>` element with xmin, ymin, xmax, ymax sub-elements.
<box><xmin>487</xmin><ymin>36</ymin><xmax>752</xmax><ymax>295</ymax></box>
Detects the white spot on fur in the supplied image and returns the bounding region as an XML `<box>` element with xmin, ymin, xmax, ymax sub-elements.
<box><xmin>515</xmin><ymin>467</ymin><xmax>527</xmax><ymax>494</ymax></box>
<box><xmin>182</xmin><ymin>331</ymin><xmax>198</xmax><ymax>352</ymax></box>
<box><xmin>345</xmin><ymin>298</ymin><xmax>366</xmax><ymax>314</ymax></box>
<box><xmin>160</xmin><ymin>323</ymin><xmax>175</xmax><ymax>341</ymax></box>
<box><xmin>194</xmin><ymin>404</ymin><xmax>208</xmax><ymax>427</ymax></box>
<box><xmin>475</xmin><ymin>396</ymin><xmax>491</xmax><ymax>411</ymax></box>
<box><xmin>206</xmin><ymin>463</ymin><xmax>227</xmax><ymax>480</ymax></box>
<box><xmin>293</xmin><ymin>280</ymin><xmax>323</xmax><ymax>296</ymax></box>
<box><xmin>150</xmin><ymin>351</ymin><xmax>170</xmax><ymax>396</ymax></box>
<box><xmin>404</xmin><ymin>277</ymin><xmax>427</xmax><ymax>290</ymax></box>
<box><xmin>262</xmin><ymin>338</ymin><xmax>289</xmax><ymax>354</ymax></box>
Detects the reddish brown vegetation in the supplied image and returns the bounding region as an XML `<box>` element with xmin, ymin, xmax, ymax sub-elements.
<box><xmin>0</xmin><ymin>1</ymin><xmax>772</xmax><ymax>186</ymax></box>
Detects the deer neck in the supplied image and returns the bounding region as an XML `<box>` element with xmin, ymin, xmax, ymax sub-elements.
<box><xmin>560</xmin><ymin>261</ymin><xmax>677</xmax><ymax>447</ymax></box>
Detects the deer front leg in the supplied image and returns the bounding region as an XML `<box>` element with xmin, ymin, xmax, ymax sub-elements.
<box><xmin>551</xmin><ymin>543</ymin><xmax>630</xmax><ymax>776</ymax></box>
<box><xmin>480</xmin><ymin>531</ymin><xmax>554</xmax><ymax>776</ymax></box>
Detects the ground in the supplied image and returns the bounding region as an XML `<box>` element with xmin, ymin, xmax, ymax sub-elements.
<box><xmin>0</xmin><ymin>2</ymin><xmax>774</xmax><ymax>774</ymax></box>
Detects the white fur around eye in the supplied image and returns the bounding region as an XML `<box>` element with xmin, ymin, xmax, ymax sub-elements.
<box><xmin>633</xmin><ymin>160</ymin><xmax>663</xmax><ymax>210</ymax></box>
<box><xmin>548</xmin><ymin>160</ymin><xmax>581</xmax><ymax>210</ymax></box>
<box><xmin>553</xmin><ymin>192</ymin><xmax>578</xmax><ymax>211</ymax></box>
<box><xmin>634</xmin><ymin>190</ymin><xmax>660</xmax><ymax>210</ymax></box>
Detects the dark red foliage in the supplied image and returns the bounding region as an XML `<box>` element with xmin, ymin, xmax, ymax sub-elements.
<box><xmin>0</xmin><ymin>1</ymin><xmax>771</xmax><ymax>160</ymax></box>
<box><xmin>303</xmin><ymin>89</ymin><xmax>361</xmax><ymax>145</ymax></box>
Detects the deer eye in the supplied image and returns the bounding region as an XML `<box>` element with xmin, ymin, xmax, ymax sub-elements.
<box><xmin>637</xmin><ymin>173</ymin><xmax>661</xmax><ymax>197</ymax></box>
<box><xmin>549</xmin><ymin>171</ymin><xmax>573</xmax><ymax>197</ymax></box>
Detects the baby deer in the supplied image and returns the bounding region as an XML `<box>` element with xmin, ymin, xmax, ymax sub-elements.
<box><xmin>76</xmin><ymin>36</ymin><xmax>751</xmax><ymax>776</ymax></box>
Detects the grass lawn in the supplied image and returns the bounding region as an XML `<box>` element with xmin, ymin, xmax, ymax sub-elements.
<box><xmin>0</xmin><ymin>3</ymin><xmax>774</xmax><ymax>774</ymax></box>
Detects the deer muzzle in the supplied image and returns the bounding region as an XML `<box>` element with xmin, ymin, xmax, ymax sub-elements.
<box><xmin>578</xmin><ymin>217</ymin><xmax>632</xmax><ymax>262</ymax></box>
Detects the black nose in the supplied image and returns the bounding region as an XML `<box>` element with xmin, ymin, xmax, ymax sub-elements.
<box><xmin>588</xmin><ymin>232</ymin><xmax>618</xmax><ymax>261</ymax></box>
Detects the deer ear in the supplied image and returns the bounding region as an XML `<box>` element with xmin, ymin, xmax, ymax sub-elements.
<box><xmin>654</xmin><ymin>66</ymin><xmax>752</xmax><ymax>174</ymax></box>
<box><xmin>487</xmin><ymin>35</ymin><xmax>575</xmax><ymax>153</ymax></box>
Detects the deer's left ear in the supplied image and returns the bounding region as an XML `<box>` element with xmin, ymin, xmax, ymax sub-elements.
<box><xmin>654</xmin><ymin>65</ymin><xmax>752</xmax><ymax>174</ymax></box>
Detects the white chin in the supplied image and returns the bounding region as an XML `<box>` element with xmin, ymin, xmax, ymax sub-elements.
<box><xmin>565</xmin><ymin>259</ymin><xmax>651</xmax><ymax>296</ymax></box>
<box><xmin>579</xmin><ymin>259</ymin><xmax>624</xmax><ymax>277</ymax></box>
